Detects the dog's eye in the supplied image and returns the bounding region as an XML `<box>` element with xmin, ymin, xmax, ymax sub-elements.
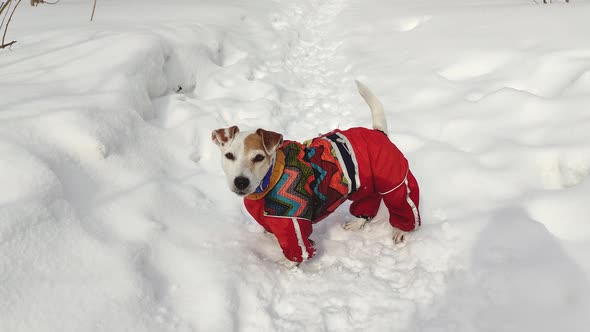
<box><xmin>225</xmin><ymin>153</ymin><xmax>235</xmax><ymax>160</ymax></box>
<box><xmin>252</xmin><ymin>154</ymin><xmax>265</xmax><ymax>162</ymax></box>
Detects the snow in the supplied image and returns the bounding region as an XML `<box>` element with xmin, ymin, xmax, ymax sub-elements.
<box><xmin>1</xmin><ymin>0</ymin><xmax>590</xmax><ymax>331</ymax></box>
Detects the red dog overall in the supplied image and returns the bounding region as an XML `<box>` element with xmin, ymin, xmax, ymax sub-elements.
<box><xmin>245</xmin><ymin>127</ymin><xmax>420</xmax><ymax>263</ymax></box>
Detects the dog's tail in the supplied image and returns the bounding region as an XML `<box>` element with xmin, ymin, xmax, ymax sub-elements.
<box><xmin>355</xmin><ymin>80</ymin><xmax>388</xmax><ymax>135</ymax></box>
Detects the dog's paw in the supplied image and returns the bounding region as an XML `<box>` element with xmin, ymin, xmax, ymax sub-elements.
<box><xmin>342</xmin><ymin>217</ymin><xmax>368</xmax><ymax>231</ymax></box>
<box><xmin>392</xmin><ymin>229</ymin><xmax>408</xmax><ymax>244</ymax></box>
<box><xmin>277</xmin><ymin>258</ymin><xmax>300</xmax><ymax>270</ymax></box>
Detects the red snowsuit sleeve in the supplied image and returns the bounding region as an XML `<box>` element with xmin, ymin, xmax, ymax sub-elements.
<box><xmin>244</xmin><ymin>199</ymin><xmax>316</xmax><ymax>263</ymax></box>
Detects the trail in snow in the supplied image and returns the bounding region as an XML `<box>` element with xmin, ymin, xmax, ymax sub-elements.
<box><xmin>146</xmin><ymin>1</ymin><xmax>457</xmax><ymax>330</ymax></box>
<box><xmin>269</xmin><ymin>0</ymin><xmax>352</xmax><ymax>136</ymax></box>
<box><xmin>161</xmin><ymin>1</ymin><xmax>459</xmax><ymax>330</ymax></box>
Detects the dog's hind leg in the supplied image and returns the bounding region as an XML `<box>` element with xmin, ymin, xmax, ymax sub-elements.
<box><xmin>381</xmin><ymin>171</ymin><xmax>421</xmax><ymax>243</ymax></box>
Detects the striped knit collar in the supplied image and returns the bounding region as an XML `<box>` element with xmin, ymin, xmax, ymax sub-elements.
<box><xmin>246</xmin><ymin>150</ymin><xmax>285</xmax><ymax>201</ymax></box>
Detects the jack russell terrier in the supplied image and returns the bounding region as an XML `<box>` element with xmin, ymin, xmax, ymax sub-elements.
<box><xmin>212</xmin><ymin>81</ymin><xmax>421</xmax><ymax>268</ymax></box>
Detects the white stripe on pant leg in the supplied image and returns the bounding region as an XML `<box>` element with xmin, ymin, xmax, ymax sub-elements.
<box><xmin>404</xmin><ymin>178</ymin><xmax>420</xmax><ymax>229</ymax></box>
<box><xmin>291</xmin><ymin>218</ymin><xmax>309</xmax><ymax>260</ymax></box>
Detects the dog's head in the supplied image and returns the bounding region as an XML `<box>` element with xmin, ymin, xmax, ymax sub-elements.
<box><xmin>211</xmin><ymin>126</ymin><xmax>283</xmax><ymax>196</ymax></box>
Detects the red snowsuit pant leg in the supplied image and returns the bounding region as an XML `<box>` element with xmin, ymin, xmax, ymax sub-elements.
<box><xmin>349</xmin><ymin>170</ymin><xmax>421</xmax><ymax>231</ymax></box>
<box><xmin>381</xmin><ymin>170</ymin><xmax>421</xmax><ymax>231</ymax></box>
<box><xmin>343</xmin><ymin>127</ymin><xmax>421</xmax><ymax>231</ymax></box>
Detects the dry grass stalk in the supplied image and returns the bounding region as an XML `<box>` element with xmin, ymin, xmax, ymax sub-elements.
<box><xmin>90</xmin><ymin>0</ymin><xmax>96</xmax><ymax>21</ymax></box>
<box><xmin>0</xmin><ymin>0</ymin><xmax>21</xmax><ymax>49</ymax></box>
<box><xmin>1</xmin><ymin>0</ymin><xmax>71</xmax><ymax>51</ymax></box>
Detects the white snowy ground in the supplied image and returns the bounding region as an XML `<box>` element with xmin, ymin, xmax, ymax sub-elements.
<box><xmin>1</xmin><ymin>0</ymin><xmax>590</xmax><ymax>331</ymax></box>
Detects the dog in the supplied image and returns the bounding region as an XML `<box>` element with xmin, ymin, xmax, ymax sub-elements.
<box><xmin>212</xmin><ymin>81</ymin><xmax>421</xmax><ymax>268</ymax></box>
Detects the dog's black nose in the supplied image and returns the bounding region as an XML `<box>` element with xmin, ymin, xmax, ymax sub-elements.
<box><xmin>234</xmin><ymin>176</ymin><xmax>250</xmax><ymax>190</ymax></box>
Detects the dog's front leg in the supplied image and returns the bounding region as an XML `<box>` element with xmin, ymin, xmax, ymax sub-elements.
<box><xmin>342</xmin><ymin>217</ymin><xmax>369</xmax><ymax>231</ymax></box>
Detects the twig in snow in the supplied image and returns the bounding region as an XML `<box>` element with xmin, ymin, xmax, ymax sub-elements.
<box><xmin>0</xmin><ymin>39</ymin><xmax>14</xmax><ymax>49</ymax></box>
<box><xmin>0</xmin><ymin>0</ymin><xmax>12</xmax><ymax>29</ymax></box>
<box><xmin>0</xmin><ymin>1</ymin><xmax>9</xmax><ymax>14</ymax></box>
<box><xmin>31</xmin><ymin>0</ymin><xmax>61</xmax><ymax>5</ymax></box>
<box><xmin>0</xmin><ymin>2</ymin><xmax>7</xmax><ymax>15</ymax></box>
<box><xmin>90</xmin><ymin>0</ymin><xmax>96</xmax><ymax>21</ymax></box>
<box><xmin>0</xmin><ymin>0</ymin><xmax>21</xmax><ymax>50</ymax></box>
<box><xmin>1</xmin><ymin>0</ymin><xmax>72</xmax><ymax>51</ymax></box>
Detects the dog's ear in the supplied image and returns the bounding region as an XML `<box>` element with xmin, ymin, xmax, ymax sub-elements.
<box><xmin>256</xmin><ymin>128</ymin><xmax>284</xmax><ymax>155</ymax></box>
<box><xmin>211</xmin><ymin>126</ymin><xmax>239</xmax><ymax>148</ymax></box>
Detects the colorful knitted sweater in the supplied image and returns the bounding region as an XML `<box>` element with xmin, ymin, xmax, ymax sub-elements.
<box><xmin>244</xmin><ymin>130</ymin><xmax>360</xmax><ymax>262</ymax></box>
